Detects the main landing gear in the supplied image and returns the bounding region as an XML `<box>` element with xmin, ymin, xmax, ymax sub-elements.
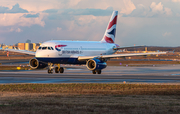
<box><xmin>55</xmin><ymin>67</ymin><xmax>64</xmax><ymax>73</ymax></box>
<box><xmin>92</xmin><ymin>70</ymin><xmax>101</xmax><ymax>74</ymax></box>
<box><xmin>48</xmin><ymin>63</ymin><xmax>64</xmax><ymax>74</ymax></box>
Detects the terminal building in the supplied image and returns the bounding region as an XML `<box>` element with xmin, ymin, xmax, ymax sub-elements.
<box><xmin>25</xmin><ymin>43</ymin><xmax>33</xmax><ymax>51</ymax></box>
<box><xmin>18</xmin><ymin>43</ymin><xmax>25</xmax><ymax>50</ymax></box>
<box><xmin>15</xmin><ymin>43</ymin><xmax>41</xmax><ymax>51</ymax></box>
<box><xmin>1</xmin><ymin>42</ymin><xmax>41</xmax><ymax>51</ymax></box>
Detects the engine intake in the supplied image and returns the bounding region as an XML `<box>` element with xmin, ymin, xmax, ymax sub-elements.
<box><xmin>86</xmin><ymin>59</ymin><xmax>107</xmax><ymax>71</ymax></box>
<box><xmin>29</xmin><ymin>58</ymin><xmax>48</xmax><ymax>69</ymax></box>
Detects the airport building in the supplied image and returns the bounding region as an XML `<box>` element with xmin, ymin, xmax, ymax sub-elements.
<box><xmin>1</xmin><ymin>45</ymin><xmax>14</xmax><ymax>49</ymax></box>
<box><xmin>25</xmin><ymin>43</ymin><xmax>33</xmax><ymax>51</ymax></box>
<box><xmin>25</xmin><ymin>43</ymin><xmax>29</xmax><ymax>50</ymax></box>
<box><xmin>29</xmin><ymin>43</ymin><xmax>33</xmax><ymax>50</ymax></box>
<box><xmin>16</xmin><ymin>43</ymin><xmax>41</xmax><ymax>51</ymax></box>
<box><xmin>7</xmin><ymin>46</ymin><xmax>14</xmax><ymax>49</ymax></box>
<box><xmin>32</xmin><ymin>43</ymin><xmax>36</xmax><ymax>51</ymax></box>
<box><xmin>18</xmin><ymin>43</ymin><xmax>25</xmax><ymax>50</ymax></box>
<box><xmin>2</xmin><ymin>42</ymin><xmax>42</xmax><ymax>51</ymax></box>
<box><xmin>0</xmin><ymin>44</ymin><xmax>5</xmax><ymax>48</ymax></box>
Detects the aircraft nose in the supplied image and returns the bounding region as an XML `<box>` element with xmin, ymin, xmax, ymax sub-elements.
<box><xmin>35</xmin><ymin>50</ymin><xmax>43</xmax><ymax>57</ymax></box>
<box><xmin>35</xmin><ymin>50</ymin><xmax>56</xmax><ymax>57</ymax></box>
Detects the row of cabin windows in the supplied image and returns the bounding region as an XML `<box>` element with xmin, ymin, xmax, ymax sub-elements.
<box><xmin>38</xmin><ymin>47</ymin><xmax>54</xmax><ymax>50</ymax></box>
<box><xmin>64</xmin><ymin>48</ymin><xmax>106</xmax><ymax>50</ymax></box>
<box><xmin>38</xmin><ymin>47</ymin><xmax>106</xmax><ymax>51</ymax></box>
<box><xmin>82</xmin><ymin>48</ymin><xmax>106</xmax><ymax>50</ymax></box>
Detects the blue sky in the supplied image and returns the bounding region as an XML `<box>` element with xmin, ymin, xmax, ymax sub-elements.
<box><xmin>0</xmin><ymin>0</ymin><xmax>180</xmax><ymax>46</ymax></box>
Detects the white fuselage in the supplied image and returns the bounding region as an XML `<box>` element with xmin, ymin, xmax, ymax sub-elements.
<box><xmin>36</xmin><ymin>40</ymin><xmax>118</xmax><ymax>58</ymax></box>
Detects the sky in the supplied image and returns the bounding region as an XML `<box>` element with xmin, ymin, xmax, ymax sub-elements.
<box><xmin>0</xmin><ymin>0</ymin><xmax>180</xmax><ymax>46</ymax></box>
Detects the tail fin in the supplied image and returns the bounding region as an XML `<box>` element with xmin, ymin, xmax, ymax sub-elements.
<box><xmin>101</xmin><ymin>11</ymin><xmax>118</xmax><ymax>43</ymax></box>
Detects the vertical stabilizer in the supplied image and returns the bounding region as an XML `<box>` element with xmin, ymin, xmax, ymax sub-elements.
<box><xmin>101</xmin><ymin>11</ymin><xmax>118</xmax><ymax>43</ymax></box>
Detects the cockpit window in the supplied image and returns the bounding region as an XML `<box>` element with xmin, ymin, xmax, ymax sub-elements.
<box><xmin>48</xmin><ymin>47</ymin><xmax>51</xmax><ymax>50</ymax></box>
<box><xmin>42</xmin><ymin>47</ymin><xmax>47</xmax><ymax>50</ymax></box>
<box><xmin>39</xmin><ymin>46</ymin><xmax>54</xmax><ymax>50</ymax></box>
<box><xmin>38</xmin><ymin>47</ymin><xmax>42</xmax><ymax>50</ymax></box>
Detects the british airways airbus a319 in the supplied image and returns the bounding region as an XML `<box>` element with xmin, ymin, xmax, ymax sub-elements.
<box><xmin>1</xmin><ymin>11</ymin><xmax>166</xmax><ymax>74</ymax></box>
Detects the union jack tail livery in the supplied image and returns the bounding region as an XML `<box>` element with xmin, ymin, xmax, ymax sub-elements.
<box><xmin>101</xmin><ymin>11</ymin><xmax>118</xmax><ymax>43</ymax></box>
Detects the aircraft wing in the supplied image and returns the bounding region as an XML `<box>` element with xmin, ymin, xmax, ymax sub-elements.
<box><xmin>78</xmin><ymin>52</ymin><xmax>166</xmax><ymax>61</ymax></box>
<box><xmin>0</xmin><ymin>48</ymin><xmax>35</xmax><ymax>55</ymax></box>
<box><xmin>113</xmin><ymin>46</ymin><xmax>145</xmax><ymax>50</ymax></box>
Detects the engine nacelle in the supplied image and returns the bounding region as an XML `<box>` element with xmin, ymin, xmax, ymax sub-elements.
<box><xmin>29</xmin><ymin>58</ymin><xmax>48</xmax><ymax>69</ymax></box>
<box><xmin>86</xmin><ymin>59</ymin><xmax>107</xmax><ymax>71</ymax></box>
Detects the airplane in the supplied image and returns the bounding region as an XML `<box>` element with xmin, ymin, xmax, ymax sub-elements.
<box><xmin>0</xmin><ymin>11</ymin><xmax>166</xmax><ymax>74</ymax></box>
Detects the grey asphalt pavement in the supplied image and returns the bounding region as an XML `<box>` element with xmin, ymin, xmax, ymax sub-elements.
<box><xmin>1</xmin><ymin>65</ymin><xmax>180</xmax><ymax>84</ymax></box>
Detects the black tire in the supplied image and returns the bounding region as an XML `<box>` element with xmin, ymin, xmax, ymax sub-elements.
<box><xmin>48</xmin><ymin>69</ymin><xmax>53</xmax><ymax>74</ymax></box>
<box><xmin>60</xmin><ymin>67</ymin><xmax>64</xmax><ymax>73</ymax></box>
<box><xmin>55</xmin><ymin>67</ymin><xmax>59</xmax><ymax>73</ymax></box>
<box><xmin>97</xmin><ymin>70</ymin><xmax>101</xmax><ymax>74</ymax></box>
<box><xmin>92</xmin><ymin>70</ymin><xmax>96</xmax><ymax>74</ymax></box>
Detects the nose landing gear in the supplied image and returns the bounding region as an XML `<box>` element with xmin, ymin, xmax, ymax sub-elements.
<box><xmin>48</xmin><ymin>69</ymin><xmax>53</xmax><ymax>74</ymax></box>
<box><xmin>48</xmin><ymin>63</ymin><xmax>53</xmax><ymax>74</ymax></box>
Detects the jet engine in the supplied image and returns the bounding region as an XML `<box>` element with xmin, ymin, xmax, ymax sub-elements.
<box><xmin>29</xmin><ymin>58</ymin><xmax>48</xmax><ymax>69</ymax></box>
<box><xmin>86</xmin><ymin>59</ymin><xmax>107</xmax><ymax>71</ymax></box>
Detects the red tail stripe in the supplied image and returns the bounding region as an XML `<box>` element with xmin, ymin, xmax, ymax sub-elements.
<box><xmin>104</xmin><ymin>36</ymin><xmax>114</xmax><ymax>43</ymax></box>
<box><xmin>107</xmin><ymin>16</ymin><xmax>117</xmax><ymax>30</ymax></box>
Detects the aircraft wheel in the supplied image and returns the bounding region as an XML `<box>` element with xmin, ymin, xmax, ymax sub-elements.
<box><xmin>60</xmin><ymin>67</ymin><xmax>64</xmax><ymax>73</ymax></box>
<box><xmin>48</xmin><ymin>69</ymin><xmax>50</xmax><ymax>73</ymax></box>
<box><xmin>92</xmin><ymin>70</ymin><xmax>96</xmax><ymax>74</ymax></box>
<box><xmin>97</xmin><ymin>70</ymin><xmax>101</xmax><ymax>74</ymax></box>
<box><xmin>55</xmin><ymin>67</ymin><xmax>59</xmax><ymax>73</ymax></box>
<box><xmin>48</xmin><ymin>69</ymin><xmax>53</xmax><ymax>74</ymax></box>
